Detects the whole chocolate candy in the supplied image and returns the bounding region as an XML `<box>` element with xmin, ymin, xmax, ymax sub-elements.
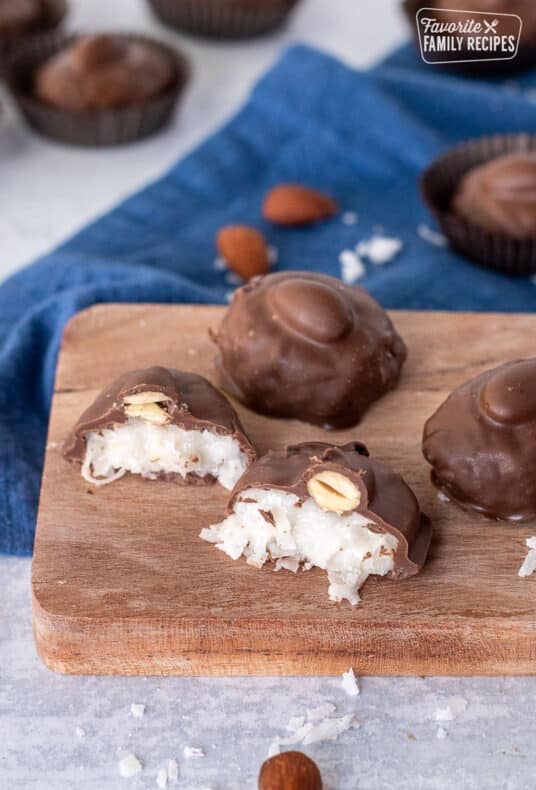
<box><xmin>451</xmin><ymin>153</ymin><xmax>536</xmax><ymax>239</ymax></box>
<box><xmin>212</xmin><ymin>272</ymin><xmax>406</xmax><ymax>429</ymax></box>
<box><xmin>422</xmin><ymin>358</ymin><xmax>536</xmax><ymax>521</ymax></box>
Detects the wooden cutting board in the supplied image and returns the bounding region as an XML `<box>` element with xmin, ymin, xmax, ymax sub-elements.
<box><xmin>32</xmin><ymin>304</ymin><xmax>536</xmax><ymax>676</ymax></box>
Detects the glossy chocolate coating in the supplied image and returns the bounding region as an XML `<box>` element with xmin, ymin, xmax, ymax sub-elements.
<box><xmin>212</xmin><ymin>272</ymin><xmax>407</xmax><ymax>429</ymax></box>
<box><xmin>229</xmin><ymin>441</ymin><xmax>432</xmax><ymax>579</ymax></box>
<box><xmin>452</xmin><ymin>153</ymin><xmax>536</xmax><ymax>239</ymax></box>
<box><xmin>35</xmin><ymin>34</ymin><xmax>175</xmax><ymax>110</ymax></box>
<box><xmin>422</xmin><ymin>359</ymin><xmax>536</xmax><ymax>521</ymax></box>
<box><xmin>63</xmin><ymin>366</ymin><xmax>255</xmax><ymax>476</ymax></box>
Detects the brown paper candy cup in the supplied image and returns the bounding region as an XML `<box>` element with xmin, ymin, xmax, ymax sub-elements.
<box><xmin>6</xmin><ymin>31</ymin><xmax>189</xmax><ymax>147</ymax></box>
<box><xmin>401</xmin><ymin>0</ymin><xmax>536</xmax><ymax>77</ymax></box>
<box><xmin>0</xmin><ymin>0</ymin><xmax>67</xmax><ymax>76</ymax></box>
<box><xmin>147</xmin><ymin>0</ymin><xmax>299</xmax><ymax>39</ymax></box>
<box><xmin>421</xmin><ymin>134</ymin><xmax>536</xmax><ymax>276</ymax></box>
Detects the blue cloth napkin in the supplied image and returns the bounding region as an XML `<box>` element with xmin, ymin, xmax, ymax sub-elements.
<box><xmin>2</xmin><ymin>42</ymin><xmax>536</xmax><ymax>555</ymax></box>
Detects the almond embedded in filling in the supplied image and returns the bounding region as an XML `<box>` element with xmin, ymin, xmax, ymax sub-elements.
<box><xmin>81</xmin><ymin>417</ymin><xmax>248</xmax><ymax>490</ymax></box>
<box><xmin>200</xmin><ymin>487</ymin><xmax>398</xmax><ymax>605</ymax></box>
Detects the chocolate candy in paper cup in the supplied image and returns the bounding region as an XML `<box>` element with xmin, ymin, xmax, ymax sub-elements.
<box><xmin>6</xmin><ymin>31</ymin><xmax>188</xmax><ymax>146</ymax></box>
<box><xmin>421</xmin><ymin>134</ymin><xmax>536</xmax><ymax>276</ymax></box>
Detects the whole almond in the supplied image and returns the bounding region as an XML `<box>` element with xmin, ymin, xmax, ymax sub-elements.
<box><xmin>258</xmin><ymin>751</ymin><xmax>322</xmax><ymax>790</ymax></box>
<box><xmin>217</xmin><ymin>225</ymin><xmax>269</xmax><ymax>280</ymax></box>
<box><xmin>263</xmin><ymin>184</ymin><xmax>338</xmax><ymax>226</ymax></box>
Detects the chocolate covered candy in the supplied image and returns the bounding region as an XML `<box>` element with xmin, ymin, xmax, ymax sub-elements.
<box><xmin>212</xmin><ymin>272</ymin><xmax>406</xmax><ymax>429</ymax></box>
<box><xmin>452</xmin><ymin>153</ymin><xmax>536</xmax><ymax>239</ymax></box>
<box><xmin>63</xmin><ymin>367</ymin><xmax>255</xmax><ymax>490</ymax></box>
<box><xmin>35</xmin><ymin>34</ymin><xmax>175</xmax><ymax>111</ymax></box>
<box><xmin>422</xmin><ymin>358</ymin><xmax>536</xmax><ymax>521</ymax></box>
<box><xmin>201</xmin><ymin>442</ymin><xmax>431</xmax><ymax>605</ymax></box>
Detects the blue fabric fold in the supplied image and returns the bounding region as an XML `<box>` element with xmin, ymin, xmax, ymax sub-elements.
<box><xmin>2</xmin><ymin>42</ymin><xmax>536</xmax><ymax>554</ymax></box>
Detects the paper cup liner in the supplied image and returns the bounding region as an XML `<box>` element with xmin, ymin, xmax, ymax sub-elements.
<box><xmin>401</xmin><ymin>0</ymin><xmax>536</xmax><ymax>77</ymax></box>
<box><xmin>147</xmin><ymin>0</ymin><xmax>299</xmax><ymax>39</ymax></box>
<box><xmin>6</xmin><ymin>31</ymin><xmax>189</xmax><ymax>147</ymax></box>
<box><xmin>0</xmin><ymin>0</ymin><xmax>67</xmax><ymax>75</ymax></box>
<box><xmin>421</xmin><ymin>133</ymin><xmax>536</xmax><ymax>276</ymax></box>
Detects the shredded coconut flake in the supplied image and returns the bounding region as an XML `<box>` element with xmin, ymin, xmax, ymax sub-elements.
<box><xmin>357</xmin><ymin>235</ymin><xmax>402</xmax><ymax>265</ymax></box>
<box><xmin>436</xmin><ymin>727</ymin><xmax>448</xmax><ymax>740</ymax></box>
<box><xmin>167</xmin><ymin>759</ymin><xmax>179</xmax><ymax>781</ymax></box>
<box><xmin>156</xmin><ymin>768</ymin><xmax>168</xmax><ymax>788</ymax></box>
<box><xmin>518</xmin><ymin>536</ymin><xmax>536</xmax><ymax>577</ymax></box>
<box><xmin>118</xmin><ymin>753</ymin><xmax>142</xmax><ymax>778</ymax></box>
<box><xmin>268</xmin><ymin>245</ymin><xmax>278</xmax><ymax>265</ymax></box>
<box><xmin>434</xmin><ymin>697</ymin><xmax>467</xmax><ymax>722</ymax></box>
<box><xmin>307</xmin><ymin>703</ymin><xmax>336</xmax><ymax>721</ymax></box>
<box><xmin>75</xmin><ymin>726</ymin><xmax>86</xmax><ymax>738</ymax></box>
<box><xmin>130</xmin><ymin>703</ymin><xmax>145</xmax><ymax>719</ymax></box>
<box><xmin>183</xmin><ymin>746</ymin><xmax>204</xmax><ymax>759</ymax></box>
<box><xmin>302</xmin><ymin>713</ymin><xmax>356</xmax><ymax>745</ymax></box>
<box><xmin>342</xmin><ymin>211</ymin><xmax>359</xmax><ymax>225</ymax></box>
<box><xmin>417</xmin><ymin>223</ymin><xmax>447</xmax><ymax>247</ymax></box>
<box><xmin>270</xmin><ymin>707</ymin><xmax>357</xmax><ymax>755</ymax></box>
<box><xmin>437</xmin><ymin>491</ymin><xmax>450</xmax><ymax>503</ymax></box>
<box><xmin>82</xmin><ymin>418</ymin><xmax>248</xmax><ymax>491</ymax></box>
<box><xmin>341</xmin><ymin>668</ymin><xmax>360</xmax><ymax>697</ymax></box>
<box><xmin>201</xmin><ymin>488</ymin><xmax>397</xmax><ymax>605</ymax></box>
<box><xmin>286</xmin><ymin>715</ymin><xmax>305</xmax><ymax>731</ymax></box>
<box><xmin>213</xmin><ymin>256</ymin><xmax>227</xmax><ymax>271</ymax></box>
<box><xmin>339</xmin><ymin>249</ymin><xmax>365</xmax><ymax>284</ymax></box>
<box><xmin>275</xmin><ymin>557</ymin><xmax>300</xmax><ymax>573</ymax></box>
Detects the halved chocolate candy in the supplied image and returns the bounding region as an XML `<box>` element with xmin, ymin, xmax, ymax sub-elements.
<box><xmin>63</xmin><ymin>366</ymin><xmax>255</xmax><ymax>489</ymax></box>
<box><xmin>200</xmin><ymin>441</ymin><xmax>431</xmax><ymax>605</ymax></box>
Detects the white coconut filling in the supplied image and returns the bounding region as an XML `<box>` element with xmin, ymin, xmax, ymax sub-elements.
<box><xmin>81</xmin><ymin>417</ymin><xmax>248</xmax><ymax>490</ymax></box>
<box><xmin>200</xmin><ymin>487</ymin><xmax>398</xmax><ymax>605</ymax></box>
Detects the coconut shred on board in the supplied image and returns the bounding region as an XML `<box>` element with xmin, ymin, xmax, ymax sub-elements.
<box><xmin>518</xmin><ymin>537</ymin><xmax>536</xmax><ymax>577</ymax></box>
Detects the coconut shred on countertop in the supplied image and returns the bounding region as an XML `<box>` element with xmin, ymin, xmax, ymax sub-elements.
<box><xmin>200</xmin><ymin>441</ymin><xmax>432</xmax><ymax>605</ymax></box>
<box><xmin>62</xmin><ymin>366</ymin><xmax>255</xmax><ymax>490</ymax></box>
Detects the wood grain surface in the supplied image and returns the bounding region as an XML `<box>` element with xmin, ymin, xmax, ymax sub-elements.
<box><xmin>32</xmin><ymin>304</ymin><xmax>536</xmax><ymax>676</ymax></box>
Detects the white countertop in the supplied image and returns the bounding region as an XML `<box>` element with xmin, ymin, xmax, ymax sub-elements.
<box><xmin>2</xmin><ymin>2</ymin><xmax>536</xmax><ymax>788</ymax></box>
